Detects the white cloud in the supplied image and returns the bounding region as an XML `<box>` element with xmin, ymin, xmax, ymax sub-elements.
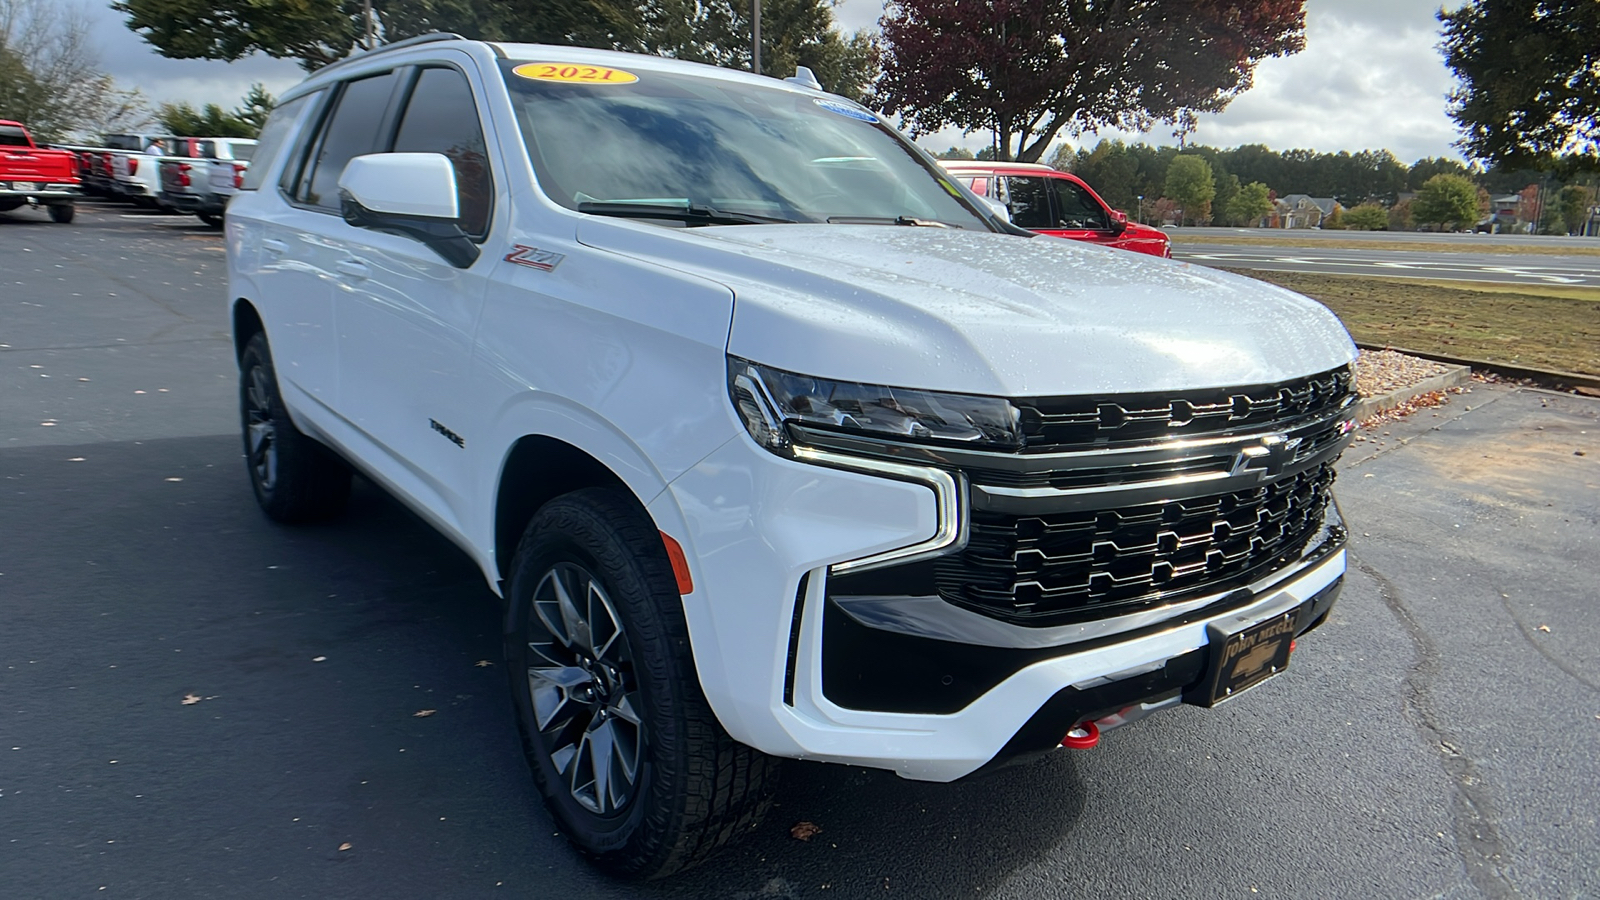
<box><xmin>840</xmin><ymin>0</ymin><xmax>1467</xmax><ymax>162</ymax></box>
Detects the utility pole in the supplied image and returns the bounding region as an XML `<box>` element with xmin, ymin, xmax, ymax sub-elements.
<box><xmin>364</xmin><ymin>0</ymin><xmax>375</xmax><ymax>50</ymax></box>
<box><xmin>752</xmin><ymin>0</ymin><xmax>761</xmax><ymax>75</ymax></box>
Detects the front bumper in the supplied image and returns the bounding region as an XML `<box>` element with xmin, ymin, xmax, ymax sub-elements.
<box><xmin>657</xmin><ymin>428</ymin><xmax>1349</xmax><ymax>783</ymax></box>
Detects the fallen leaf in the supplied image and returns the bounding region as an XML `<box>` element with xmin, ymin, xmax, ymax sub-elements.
<box><xmin>181</xmin><ymin>694</ymin><xmax>201</xmax><ymax>706</ymax></box>
<box><xmin>474</xmin><ymin>660</ymin><xmax>494</xmax><ymax>668</ymax></box>
<box><xmin>1537</xmin><ymin>625</ymin><xmax>1551</xmax><ymax>633</ymax></box>
<box><xmin>414</xmin><ymin>709</ymin><xmax>437</xmax><ymax>718</ymax></box>
<box><xmin>790</xmin><ymin>821</ymin><xmax>822</xmax><ymax>841</ymax></box>
<box><xmin>338</xmin><ymin>842</ymin><xmax>352</xmax><ymax>852</ymax></box>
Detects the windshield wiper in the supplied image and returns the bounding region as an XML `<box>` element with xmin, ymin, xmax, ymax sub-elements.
<box><xmin>577</xmin><ymin>202</ymin><xmax>796</xmax><ymax>226</ymax></box>
<box><xmin>825</xmin><ymin>215</ymin><xmax>961</xmax><ymax>228</ymax></box>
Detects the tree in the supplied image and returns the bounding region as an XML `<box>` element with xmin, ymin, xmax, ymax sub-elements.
<box><xmin>1</xmin><ymin>0</ymin><xmax>150</xmax><ymax>142</ymax></box>
<box><xmin>875</xmin><ymin>0</ymin><xmax>1306</xmax><ymax>162</ymax></box>
<box><xmin>1408</xmin><ymin>156</ymin><xmax>1473</xmax><ymax>192</ymax></box>
<box><xmin>1044</xmin><ymin>143</ymin><xmax>1073</xmax><ymax>172</ymax></box>
<box><xmin>156</xmin><ymin>101</ymin><xmax>256</xmax><ymax>138</ymax></box>
<box><xmin>933</xmin><ymin>146</ymin><xmax>974</xmax><ymax>160</ymax></box>
<box><xmin>1212</xmin><ymin>172</ymin><xmax>1241</xmax><ymax>224</ymax></box>
<box><xmin>234</xmin><ymin>84</ymin><xmax>276</xmax><ymax>135</ymax></box>
<box><xmin>1165</xmin><ymin>154</ymin><xmax>1216</xmax><ymax>226</ymax></box>
<box><xmin>1440</xmin><ymin>0</ymin><xmax>1600</xmax><ymax>171</ymax></box>
<box><xmin>1388</xmin><ymin>198</ymin><xmax>1415</xmax><ymax>231</ymax></box>
<box><xmin>1225</xmin><ymin>181</ymin><xmax>1273</xmax><ymax>226</ymax></box>
<box><xmin>1321</xmin><ymin>205</ymin><xmax>1344</xmax><ymax>230</ymax></box>
<box><xmin>1557</xmin><ymin>184</ymin><xmax>1591</xmax><ymax>234</ymax></box>
<box><xmin>1412</xmin><ymin>174</ymin><xmax>1480</xmax><ymax>230</ymax></box>
<box><xmin>1069</xmin><ymin>139</ymin><xmax>1142</xmax><ymax>212</ymax></box>
<box><xmin>112</xmin><ymin>0</ymin><xmax>878</xmax><ymax>97</ymax></box>
<box><xmin>1342</xmin><ymin>203</ymin><xmax>1388</xmax><ymax>231</ymax></box>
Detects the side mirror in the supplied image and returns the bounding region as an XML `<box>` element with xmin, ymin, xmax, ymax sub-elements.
<box><xmin>1108</xmin><ymin>209</ymin><xmax>1129</xmax><ymax>235</ymax></box>
<box><xmin>982</xmin><ymin>196</ymin><xmax>1012</xmax><ymax>222</ymax></box>
<box><xmin>338</xmin><ymin>153</ymin><xmax>479</xmax><ymax>268</ymax></box>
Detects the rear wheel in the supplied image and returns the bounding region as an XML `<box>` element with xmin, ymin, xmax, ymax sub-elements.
<box><xmin>47</xmin><ymin>203</ymin><xmax>74</xmax><ymax>223</ymax></box>
<box><xmin>506</xmin><ymin>489</ymin><xmax>775</xmax><ymax>879</ymax></box>
<box><xmin>198</xmin><ymin>212</ymin><xmax>222</xmax><ymax>228</ymax></box>
<box><xmin>239</xmin><ymin>333</ymin><xmax>351</xmax><ymax>523</ymax></box>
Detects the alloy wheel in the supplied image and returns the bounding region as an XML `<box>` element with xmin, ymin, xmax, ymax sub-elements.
<box><xmin>525</xmin><ymin>562</ymin><xmax>644</xmax><ymax>816</ymax></box>
<box><xmin>245</xmin><ymin>365</ymin><xmax>278</xmax><ymax>491</ymax></box>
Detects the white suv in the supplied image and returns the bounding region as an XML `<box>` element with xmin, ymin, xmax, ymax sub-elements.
<box><xmin>227</xmin><ymin>34</ymin><xmax>1359</xmax><ymax>878</ymax></box>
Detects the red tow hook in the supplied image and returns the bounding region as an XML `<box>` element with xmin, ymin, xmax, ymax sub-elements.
<box><xmin>1061</xmin><ymin>720</ymin><xmax>1100</xmax><ymax>750</ymax></box>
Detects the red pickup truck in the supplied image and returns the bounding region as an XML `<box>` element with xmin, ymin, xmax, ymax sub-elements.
<box><xmin>1</xmin><ymin>120</ymin><xmax>80</xmax><ymax>223</ymax></box>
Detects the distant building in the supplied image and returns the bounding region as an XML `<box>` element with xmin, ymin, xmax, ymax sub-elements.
<box><xmin>1273</xmin><ymin>194</ymin><xmax>1342</xmax><ymax>229</ymax></box>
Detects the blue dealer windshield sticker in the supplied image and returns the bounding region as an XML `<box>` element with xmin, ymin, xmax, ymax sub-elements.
<box><xmin>814</xmin><ymin>99</ymin><xmax>878</xmax><ymax>123</ymax></box>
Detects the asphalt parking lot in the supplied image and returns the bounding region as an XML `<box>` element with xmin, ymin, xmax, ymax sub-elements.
<box><xmin>4</xmin><ymin>202</ymin><xmax>1599</xmax><ymax>899</ymax></box>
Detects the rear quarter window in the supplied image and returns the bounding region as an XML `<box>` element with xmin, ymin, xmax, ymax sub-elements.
<box><xmin>239</xmin><ymin>92</ymin><xmax>315</xmax><ymax>191</ymax></box>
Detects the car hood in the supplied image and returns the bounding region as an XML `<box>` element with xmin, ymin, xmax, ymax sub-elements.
<box><xmin>575</xmin><ymin>220</ymin><xmax>1355</xmax><ymax>396</ymax></box>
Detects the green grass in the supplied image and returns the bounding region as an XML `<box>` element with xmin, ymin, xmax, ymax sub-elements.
<box><xmin>1222</xmin><ymin>269</ymin><xmax>1600</xmax><ymax>376</ymax></box>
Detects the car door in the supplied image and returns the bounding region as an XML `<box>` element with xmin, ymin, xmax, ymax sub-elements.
<box><xmin>333</xmin><ymin>61</ymin><xmax>498</xmax><ymax>530</ymax></box>
<box><xmin>1042</xmin><ymin>176</ymin><xmax>1121</xmax><ymax>247</ymax></box>
<box><xmin>255</xmin><ymin>72</ymin><xmax>402</xmax><ymax>417</ymax></box>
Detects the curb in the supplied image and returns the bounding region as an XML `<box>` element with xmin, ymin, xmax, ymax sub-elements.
<box><xmin>1353</xmin><ymin>362</ymin><xmax>1472</xmax><ymax>422</ymax></box>
<box><xmin>1355</xmin><ymin>342</ymin><xmax>1600</xmax><ymax>393</ymax></box>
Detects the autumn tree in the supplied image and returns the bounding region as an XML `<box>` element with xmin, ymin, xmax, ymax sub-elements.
<box><xmin>1440</xmin><ymin>0</ymin><xmax>1600</xmax><ymax>171</ymax></box>
<box><xmin>1165</xmin><ymin>155</ymin><xmax>1216</xmax><ymax>225</ymax></box>
<box><xmin>1</xmin><ymin>0</ymin><xmax>152</xmax><ymax>141</ymax></box>
<box><xmin>1225</xmin><ymin>181</ymin><xmax>1273</xmax><ymax>227</ymax></box>
<box><xmin>1342</xmin><ymin>203</ymin><xmax>1388</xmax><ymax>231</ymax></box>
<box><xmin>1412</xmin><ymin>174</ymin><xmax>1480</xmax><ymax>230</ymax></box>
<box><xmin>876</xmin><ymin>0</ymin><xmax>1306</xmax><ymax>162</ymax></box>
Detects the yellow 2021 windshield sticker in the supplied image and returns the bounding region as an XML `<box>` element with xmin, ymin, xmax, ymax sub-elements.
<box><xmin>513</xmin><ymin>63</ymin><xmax>638</xmax><ymax>85</ymax></box>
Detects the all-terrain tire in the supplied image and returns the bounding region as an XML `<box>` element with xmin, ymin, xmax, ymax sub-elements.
<box><xmin>239</xmin><ymin>333</ymin><xmax>352</xmax><ymax>523</ymax></box>
<box><xmin>47</xmin><ymin>203</ymin><xmax>74</xmax><ymax>223</ymax></box>
<box><xmin>505</xmin><ymin>488</ymin><xmax>776</xmax><ymax>879</ymax></box>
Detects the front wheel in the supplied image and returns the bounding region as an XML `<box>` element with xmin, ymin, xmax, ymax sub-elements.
<box><xmin>505</xmin><ymin>488</ymin><xmax>775</xmax><ymax>879</ymax></box>
<box><xmin>238</xmin><ymin>333</ymin><xmax>351</xmax><ymax>523</ymax></box>
<box><xmin>47</xmin><ymin>203</ymin><xmax>74</xmax><ymax>223</ymax></box>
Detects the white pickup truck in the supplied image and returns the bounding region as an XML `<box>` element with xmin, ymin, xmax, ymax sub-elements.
<box><xmin>158</xmin><ymin>138</ymin><xmax>257</xmax><ymax>226</ymax></box>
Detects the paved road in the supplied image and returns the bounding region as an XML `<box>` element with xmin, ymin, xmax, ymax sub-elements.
<box><xmin>5</xmin><ymin>201</ymin><xmax>1600</xmax><ymax>899</ymax></box>
<box><xmin>1172</xmin><ymin>244</ymin><xmax>1600</xmax><ymax>287</ymax></box>
<box><xmin>1166</xmin><ymin>226</ymin><xmax>1600</xmax><ymax>252</ymax></box>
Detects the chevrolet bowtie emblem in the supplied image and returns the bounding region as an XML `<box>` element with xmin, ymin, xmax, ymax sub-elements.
<box><xmin>1229</xmin><ymin>433</ymin><xmax>1302</xmax><ymax>479</ymax></box>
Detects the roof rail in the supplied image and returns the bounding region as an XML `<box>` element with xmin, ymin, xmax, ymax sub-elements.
<box><xmin>315</xmin><ymin>32</ymin><xmax>468</xmax><ymax>76</ymax></box>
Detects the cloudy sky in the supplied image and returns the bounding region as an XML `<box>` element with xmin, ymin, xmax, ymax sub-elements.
<box><xmin>83</xmin><ymin>0</ymin><xmax>1467</xmax><ymax>163</ymax></box>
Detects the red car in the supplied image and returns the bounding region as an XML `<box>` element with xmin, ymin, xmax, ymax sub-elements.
<box><xmin>940</xmin><ymin>161</ymin><xmax>1171</xmax><ymax>258</ymax></box>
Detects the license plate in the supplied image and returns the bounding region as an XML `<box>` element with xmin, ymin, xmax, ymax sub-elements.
<box><xmin>1195</xmin><ymin>609</ymin><xmax>1298</xmax><ymax>706</ymax></box>
<box><xmin>12</xmin><ymin>182</ymin><xmax>37</xmax><ymax>191</ymax></box>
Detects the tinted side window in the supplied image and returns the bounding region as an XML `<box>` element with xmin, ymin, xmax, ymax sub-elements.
<box><xmin>391</xmin><ymin>67</ymin><xmax>493</xmax><ymax>237</ymax></box>
<box><xmin>1050</xmin><ymin>179</ymin><xmax>1111</xmax><ymax>230</ymax></box>
<box><xmin>301</xmin><ymin>72</ymin><xmax>400</xmax><ymax>210</ymax></box>
<box><xmin>245</xmin><ymin>92</ymin><xmax>313</xmax><ymax>191</ymax></box>
<box><xmin>1001</xmin><ymin>176</ymin><xmax>1052</xmax><ymax>229</ymax></box>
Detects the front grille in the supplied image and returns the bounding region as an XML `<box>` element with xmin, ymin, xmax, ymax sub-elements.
<box><xmin>1018</xmin><ymin>366</ymin><xmax>1353</xmax><ymax>452</ymax></box>
<box><xmin>936</xmin><ymin>464</ymin><xmax>1337</xmax><ymax>625</ymax></box>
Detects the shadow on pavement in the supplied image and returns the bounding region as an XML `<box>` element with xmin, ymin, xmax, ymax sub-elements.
<box><xmin>1</xmin><ymin>433</ymin><xmax>1084</xmax><ymax>899</ymax></box>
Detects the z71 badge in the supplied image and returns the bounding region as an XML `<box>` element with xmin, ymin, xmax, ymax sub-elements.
<box><xmin>504</xmin><ymin>245</ymin><xmax>565</xmax><ymax>272</ymax></box>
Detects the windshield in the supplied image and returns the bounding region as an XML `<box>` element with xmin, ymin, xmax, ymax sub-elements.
<box><xmin>498</xmin><ymin>60</ymin><xmax>994</xmax><ymax>229</ymax></box>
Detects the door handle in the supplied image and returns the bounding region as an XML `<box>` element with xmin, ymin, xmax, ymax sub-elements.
<box><xmin>262</xmin><ymin>238</ymin><xmax>288</xmax><ymax>255</ymax></box>
<box><xmin>336</xmin><ymin>258</ymin><xmax>369</xmax><ymax>280</ymax></box>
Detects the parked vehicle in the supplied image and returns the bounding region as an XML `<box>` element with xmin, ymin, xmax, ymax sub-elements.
<box><xmin>940</xmin><ymin>160</ymin><xmax>1172</xmax><ymax>257</ymax></box>
<box><xmin>228</xmin><ymin>35</ymin><xmax>1357</xmax><ymax>878</ymax></box>
<box><xmin>159</xmin><ymin>138</ymin><xmax>256</xmax><ymax>226</ymax></box>
<box><xmin>0</xmin><ymin>120</ymin><xmax>81</xmax><ymax>222</ymax></box>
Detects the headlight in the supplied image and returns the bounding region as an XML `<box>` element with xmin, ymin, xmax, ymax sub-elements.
<box><xmin>727</xmin><ymin>357</ymin><xmax>1023</xmax><ymax>452</ymax></box>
